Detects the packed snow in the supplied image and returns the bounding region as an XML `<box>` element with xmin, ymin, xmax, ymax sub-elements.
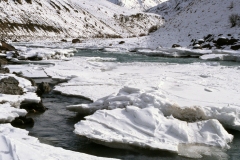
<box><xmin>0</xmin><ymin>124</ymin><xmax>117</xmax><ymax>160</ymax></box>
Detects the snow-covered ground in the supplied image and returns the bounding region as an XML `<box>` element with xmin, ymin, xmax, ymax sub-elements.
<box><xmin>0</xmin><ymin>124</ymin><xmax>117</xmax><ymax>160</ymax></box>
<box><xmin>106</xmin><ymin>0</ymin><xmax>168</xmax><ymax>11</ymax></box>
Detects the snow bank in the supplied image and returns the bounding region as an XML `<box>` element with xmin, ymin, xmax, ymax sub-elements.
<box><xmin>7</xmin><ymin>47</ymin><xmax>76</xmax><ymax>61</ymax></box>
<box><xmin>0</xmin><ymin>124</ymin><xmax>117</xmax><ymax>160</ymax></box>
<box><xmin>0</xmin><ymin>103</ymin><xmax>27</xmax><ymax>123</ymax></box>
<box><xmin>75</xmin><ymin>106</ymin><xmax>233</xmax><ymax>154</ymax></box>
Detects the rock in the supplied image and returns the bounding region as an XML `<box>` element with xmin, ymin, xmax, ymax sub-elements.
<box><xmin>202</xmin><ymin>43</ymin><xmax>212</xmax><ymax>49</ymax></box>
<box><xmin>20</xmin><ymin>101</ymin><xmax>47</xmax><ymax>112</ymax></box>
<box><xmin>172</xmin><ymin>44</ymin><xmax>181</xmax><ymax>48</ymax></box>
<box><xmin>27</xmin><ymin>55</ymin><xmax>43</xmax><ymax>61</ymax></box>
<box><xmin>36</xmin><ymin>82</ymin><xmax>51</xmax><ymax>96</ymax></box>
<box><xmin>119</xmin><ymin>41</ymin><xmax>125</xmax><ymax>44</ymax></box>
<box><xmin>25</xmin><ymin>0</ymin><xmax>32</xmax><ymax>4</ymax></box>
<box><xmin>204</xmin><ymin>34</ymin><xmax>213</xmax><ymax>41</ymax></box>
<box><xmin>228</xmin><ymin>38</ymin><xmax>238</xmax><ymax>45</ymax></box>
<box><xmin>11</xmin><ymin>117</ymin><xmax>34</xmax><ymax>127</ymax></box>
<box><xmin>16</xmin><ymin>0</ymin><xmax>22</xmax><ymax>4</ymax></box>
<box><xmin>0</xmin><ymin>57</ymin><xmax>8</xmax><ymax>66</ymax></box>
<box><xmin>72</xmin><ymin>39</ymin><xmax>81</xmax><ymax>43</ymax></box>
<box><xmin>216</xmin><ymin>37</ymin><xmax>229</xmax><ymax>46</ymax></box>
<box><xmin>1</xmin><ymin>41</ymin><xmax>16</xmax><ymax>51</ymax></box>
<box><xmin>11</xmin><ymin>118</ymin><xmax>24</xmax><ymax>126</ymax></box>
<box><xmin>0</xmin><ymin>77</ymin><xmax>24</xmax><ymax>95</ymax></box>
<box><xmin>231</xmin><ymin>44</ymin><xmax>240</xmax><ymax>50</ymax></box>
<box><xmin>0</xmin><ymin>67</ymin><xmax>10</xmax><ymax>74</ymax></box>
<box><xmin>61</xmin><ymin>39</ymin><xmax>67</xmax><ymax>42</ymax></box>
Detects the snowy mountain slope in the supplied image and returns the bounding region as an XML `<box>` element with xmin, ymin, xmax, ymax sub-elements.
<box><xmin>107</xmin><ymin>0</ymin><xmax>168</xmax><ymax>11</ymax></box>
<box><xmin>148</xmin><ymin>0</ymin><xmax>240</xmax><ymax>47</ymax></box>
<box><xmin>118</xmin><ymin>0</ymin><xmax>240</xmax><ymax>48</ymax></box>
<box><xmin>0</xmin><ymin>0</ymin><xmax>163</xmax><ymax>40</ymax></box>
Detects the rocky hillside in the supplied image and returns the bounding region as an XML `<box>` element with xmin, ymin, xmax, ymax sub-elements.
<box><xmin>0</xmin><ymin>0</ymin><xmax>163</xmax><ymax>41</ymax></box>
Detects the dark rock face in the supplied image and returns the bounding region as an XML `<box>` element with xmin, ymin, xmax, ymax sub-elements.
<box><xmin>119</xmin><ymin>41</ymin><xmax>125</xmax><ymax>44</ymax></box>
<box><xmin>0</xmin><ymin>77</ymin><xmax>24</xmax><ymax>95</ymax></box>
<box><xmin>61</xmin><ymin>39</ymin><xmax>67</xmax><ymax>42</ymax></box>
<box><xmin>20</xmin><ymin>101</ymin><xmax>47</xmax><ymax>112</ymax></box>
<box><xmin>25</xmin><ymin>0</ymin><xmax>32</xmax><ymax>4</ymax></box>
<box><xmin>1</xmin><ymin>41</ymin><xmax>16</xmax><ymax>51</ymax></box>
<box><xmin>172</xmin><ymin>44</ymin><xmax>181</xmax><ymax>48</ymax></box>
<box><xmin>231</xmin><ymin>44</ymin><xmax>240</xmax><ymax>50</ymax></box>
<box><xmin>202</xmin><ymin>43</ymin><xmax>212</xmax><ymax>49</ymax></box>
<box><xmin>72</xmin><ymin>39</ymin><xmax>81</xmax><ymax>43</ymax></box>
<box><xmin>216</xmin><ymin>37</ymin><xmax>229</xmax><ymax>46</ymax></box>
<box><xmin>11</xmin><ymin>116</ymin><xmax>34</xmax><ymax>127</ymax></box>
<box><xmin>36</xmin><ymin>82</ymin><xmax>51</xmax><ymax>96</ymax></box>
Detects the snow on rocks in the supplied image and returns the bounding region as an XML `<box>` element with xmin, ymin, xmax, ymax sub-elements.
<box><xmin>74</xmin><ymin>106</ymin><xmax>233</xmax><ymax>154</ymax></box>
<box><xmin>0</xmin><ymin>73</ymin><xmax>40</xmax><ymax>122</ymax></box>
<box><xmin>0</xmin><ymin>124</ymin><xmax>117</xmax><ymax>160</ymax></box>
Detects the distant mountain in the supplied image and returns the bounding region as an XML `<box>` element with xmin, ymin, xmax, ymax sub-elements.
<box><xmin>0</xmin><ymin>0</ymin><xmax>163</xmax><ymax>40</ymax></box>
<box><xmin>106</xmin><ymin>0</ymin><xmax>168</xmax><ymax>11</ymax></box>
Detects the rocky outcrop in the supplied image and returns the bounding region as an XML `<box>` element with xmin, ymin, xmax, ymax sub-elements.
<box><xmin>190</xmin><ymin>34</ymin><xmax>240</xmax><ymax>50</ymax></box>
<box><xmin>72</xmin><ymin>39</ymin><xmax>81</xmax><ymax>43</ymax></box>
<box><xmin>1</xmin><ymin>41</ymin><xmax>16</xmax><ymax>51</ymax></box>
<box><xmin>36</xmin><ymin>82</ymin><xmax>51</xmax><ymax>96</ymax></box>
<box><xmin>0</xmin><ymin>76</ymin><xmax>24</xmax><ymax>95</ymax></box>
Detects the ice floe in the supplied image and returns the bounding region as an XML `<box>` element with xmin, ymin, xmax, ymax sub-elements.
<box><xmin>0</xmin><ymin>124</ymin><xmax>117</xmax><ymax>160</ymax></box>
<box><xmin>74</xmin><ymin>106</ymin><xmax>233</xmax><ymax>153</ymax></box>
<box><xmin>68</xmin><ymin>86</ymin><xmax>240</xmax><ymax>131</ymax></box>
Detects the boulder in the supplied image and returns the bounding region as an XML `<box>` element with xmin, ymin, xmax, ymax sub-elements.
<box><xmin>228</xmin><ymin>38</ymin><xmax>238</xmax><ymax>45</ymax></box>
<box><xmin>1</xmin><ymin>41</ymin><xmax>16</xmax><ymax>51</ymax></box>
<box><xmin>202</xmin><ymin>43</ymin><xmax>212</xmax><ymax>49</ymax></box>
<box><xmin>61</xmin><ymin>39</ymin><xmax>67</xmax><ymax>42</ymax></box>
<box><xmin>0</xmin><ymin>77</ymin><xmax>24</xmax><ymax>95</ymax></box>
<box><xmin>172</xmin><ymin>44</ymin><xmax>181</xmax><ymax>48</ymax></box>
<box><xmin>216</xmin><ymin>37</ymin><xmax>229</xmax><ymax>46</ymax></box>
<box><xmin>36</xmin><ymin>82</ymin><xmax>51</xmax><ymax>96</ymax></box>
<box><xmin>11</xmin><ymin>116</ymin><xmax>34</xmax><ymax>127</ymax></box>
<box><xmin>231</xmin><ymin>44</ymin><xmax>240</xmax><ymax>50</ymax></box>
<box><xmin>20</xmin><ymin>101</ymin><xmax>47</xmax><ymax>112</ymax></box>
<box><xmin>72</xmin><ymin>39</ymin><xmax>81</xmax><ymax>43</ymax></box>
<box><xmin>119</xmin><ymin>41</ymin><xmax>125</xmax><ymax>44</ymax></box>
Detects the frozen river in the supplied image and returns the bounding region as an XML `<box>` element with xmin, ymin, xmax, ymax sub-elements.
<box><xmin>20</xmin><ymin>49</ymin><xmax>240</xmax><ymax>160</ymax></box>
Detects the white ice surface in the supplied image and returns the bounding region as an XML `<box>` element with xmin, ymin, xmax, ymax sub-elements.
<box><xmin>0</xmin><ymin>103</ymin><xmax>27</xmax><ymax>123</ymax></box>
<box><xmin>75</xmin><ymin>106</ymin><xmax>233</xmax><ymax>153</ymax></box>
<box><xmin>0</xmin><ymin>124</ymin><xmax>117</xmax><ymax>160</ymax></box>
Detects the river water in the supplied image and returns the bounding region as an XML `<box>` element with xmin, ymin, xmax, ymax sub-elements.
<box><xmin>26</xmin><ymin>49</ymin><xmax>240</xmax><ymax>160</ymax></box>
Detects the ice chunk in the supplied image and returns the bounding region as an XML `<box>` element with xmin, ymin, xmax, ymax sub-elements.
<box><xmin>75</xmin><ymin>106</ymin><xmax>233</xmax><ymax>154</ymax></box>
